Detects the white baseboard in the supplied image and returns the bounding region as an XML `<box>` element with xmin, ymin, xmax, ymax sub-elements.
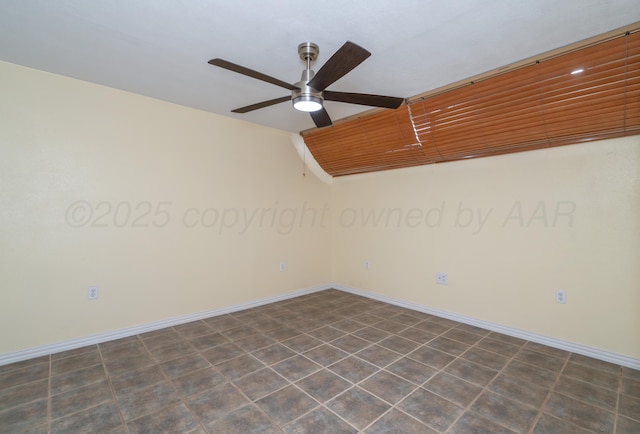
<box><xmin>2</xmin><ymin>282</ymin><xmax>638</xmax><ymax>370</ymax></box>
<box><xmin>333</xmin><ymin>283</ymin><xmax>640</xmax><ymax>370</ymax></box>
<box><xmin>0</xmin><ymin>284</ymin><xmax>331</xmax><ymax>367</ymax></box>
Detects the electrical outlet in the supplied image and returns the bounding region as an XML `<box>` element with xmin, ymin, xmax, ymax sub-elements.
<box><xmin>88</xmin><ymin>286</ymin><xmax>99</xmax><ymax>300</ymax></box>
<box><xmin>279</xmin><ymin>262</ymin><xmax>285</xmax><ymax>272</ymax></box>
<box><xmin>365</xmin><ymin>260</ymin><xmax>370</xmax><ymax>270</ymax></box>
<box><xmin>436</xmin><ymin>272</ymin><xmax>448</xmax><ymax>285</ymax></box>
<box><xmin>555</xmin><ymin>290</ymin><xmax>567</xmax><ymax>304</ymax></box>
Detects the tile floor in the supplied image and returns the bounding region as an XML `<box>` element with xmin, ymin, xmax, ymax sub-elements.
<box><xmin>1</xmin><ymin>289</ymin><xmax>639</xmax><ymax>433</ymax></box>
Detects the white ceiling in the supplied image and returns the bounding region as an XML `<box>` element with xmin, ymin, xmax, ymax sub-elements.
<box><xmin>1</xmin><ymin>1</ymin><xmax>639</xmax><ymax>133</ymax></box>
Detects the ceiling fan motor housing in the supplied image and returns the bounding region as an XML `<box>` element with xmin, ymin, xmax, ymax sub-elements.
<box><xmin>292</xmin><ymin>69</ymin><xmax>323</xmax><ymax>103</ymax></box>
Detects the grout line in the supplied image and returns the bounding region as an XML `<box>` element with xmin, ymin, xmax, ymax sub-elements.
<box><xmin>47</xmin><ymin>355</ymin><xmax>51</xmax><ymax>434</ymax></box>
<box><xmin>98</xmin><ymin>341</ymin><xmax>131</xmax><ymax>434</ymax></box>
<box><xmin>613</xmin><ymin>365</ymin><xmax>623</xmax><ymax>434</ymax></box>
<box><xmin>528</xmin><ymin>352</ymin><xmax>571</xmax><ymax>434</ymax></box>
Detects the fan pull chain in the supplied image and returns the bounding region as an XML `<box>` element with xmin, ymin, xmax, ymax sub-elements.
<box><xmin>302</xmin><ymin>143</ymin><xmax>306</xmax><ymax>176</ymax></box>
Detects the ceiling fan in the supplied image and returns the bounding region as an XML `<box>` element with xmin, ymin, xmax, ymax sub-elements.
<box><xmin>208</xmin><ymin>41</ymin><xmax>405</xmax><ymax>128</ymax></box>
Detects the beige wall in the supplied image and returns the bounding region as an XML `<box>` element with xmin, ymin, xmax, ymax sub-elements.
<box><xmin>0</xmin><ymin>61</ymin><xmax>331</xmax><ymax>354</ymax></box>
<box><xmin>331</xmin><ymin>136</ymin><xmax>640</xmax><ymax>359</ymax></box>
<box><xmin>1</xmin><ymin>60</ymin><xmax>638</xmax><ymax>362</ymax></box>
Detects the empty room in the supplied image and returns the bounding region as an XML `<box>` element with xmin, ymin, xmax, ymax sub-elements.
<box><xmin>1</xmin><ymin>1</ymin><xmax>639</xmax><ymax>433</ymax></box>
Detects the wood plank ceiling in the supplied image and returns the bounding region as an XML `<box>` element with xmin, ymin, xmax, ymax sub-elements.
<box><xmin>302</xmin><ymin>29</ymin><xmax>640</xmax><ymax>177</ymax></box>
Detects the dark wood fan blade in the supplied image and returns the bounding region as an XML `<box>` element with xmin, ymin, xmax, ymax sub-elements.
<box><xmin>323</xmin><ymin>91</ymin><xmax>404</xmax><ymax>109</ymax></box>
<box><xmin>231</xmin><ymin>96</ymin><xmax>291</xmax><ymax>113</ymax></box>
<box><xmin>310</xmin><ymin>108</ymin><xmax>332</xmax><ymax>128</ymax></box>
<box><xmin>307</xmin><ymin>41</ymin><xmax>371</xmax><ymax>91</ymax></box>
<box><xmin>208</xmin><ymin>58</ymin><xmax>298</xmax><ymax>91</ymax></box>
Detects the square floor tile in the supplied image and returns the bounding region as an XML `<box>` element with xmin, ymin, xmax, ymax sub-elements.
<box><xmin>51</xmin><ymin>364</ymin><xmax>107</xmax><ymax>395</ymax></box>
<box><xmin>51</xmin><ymin>351</ymin><xmax>101</xmax><ymax>376</ymax></box>
<box><xmin>251</xmin><ymin>343</ymin><xmax>296</xmax><ymax>365</ymax></box>
<box><xmin>444</xmin><ymin>358</ymin><xmax>498</xmax><ymax>387</ymax></box>
<box><xmin>307</xmin><ymin>326</ymin><xmax>346</xmax><ymax>342</ymax></box>
<box><xmin>110</xmin><ymin>366</ymin><xmax>165</xmax><ymax>397</ymax></box>
<box><xmin>329</xmin><ymin>356</ymin><xmax>379</xmax><ymax>384</ymax></box>
<box><xmin>555</xmin><ymin>375</ymin><xmax>617</xmax><ymax>411</ymax></box>
<box><xmin>371</xmin><ymin>320</ymin><xmax>407</xmax><ymax>334</ymax></box>
<box><xmin>397</xmin><ymin>327</ymin><xmax>437</xmax><ymax>344</ymax></box>
<box><xmin>52</xmin><ymin>401</ymin><xmax>122</xmax><ymax>434</ymax></box>
<box><xmin>0</xmin><ymin>378</ymin><xmax>48</xmax><ymax>412</ymax></box>
<box><xmin>171</xmin><ymin>367</ymin><xmax>227</xmax><ymax>397</ymax></box>
<box><xmin>569</xmin><ymin>353</ymin><xmax>621</xmax><ymax>375</ymax></box>
<box><xmin>331</xmin><ymin>335</ymin><xmax>371</xmax><ymax>353</ymax></box>
<box><xmin>514</xmin><ymin>348</ymin><xmax>566</xmax><ymax>372</ymax></box>
<box><xmin>332</xmin><ymin>319</ymin><xmax>366</xmax><ymax>333</ymax></box>
<box><xmin>461</xmin><ymin>346</ymin><xmax>509</xmax><ymax>371</ymax></box>
<box><xmin>562</xmin><ymin>362</ymin><xmax>620</xmax><ymax>391</ymax></box>
<box><xmin>426</xmin><ymin>337</ymin><xmax>470</xmax><ymax>357</ymax></box>
<box><xmin>449</xmin><ymin>411</ymin><xmax>517</xmax><ymax>434</ymax></box>
<box><xmin>352</xmin><ymin>327</ymin><xmax>391</xmax><ymax>343</ymax></box>
<box><xmin>159</xmin><ymin>353</ymin><xmax>210</xmax><ymax>379</ymax></box>
<box><xmin>475</xmin><ymin>337</ymin><xmax>521</xmax><ymax>357</ymax></box>
<box><xmin>616</xmin><ymin>415</ymin><xmax>640</xmax><ymax>434</ymax></box>
<box><xmin>408</xmin><ymin>346</ymin><xmax>455</xmax><ymax>370</ymax></box>
<box><xmin>303</xmin><ymin>344</ymin><xmax>349</xmax><ymax>366</ymax></box>
<box><xmin>502</xmin><ymin>359</ymin><xmax>558</xmax><ymax>388</ymax></box>
<box><xmin>0</xmin><ymin>363</ymin><xmax>49</xmax><ymax>390</ymax></box>
<box><xmin>116</xmin><ymin>381</ymin><xmax>180</xmax><ymax>421</ymax></box>
<box><xmin>282</xmin><ymin>334</ymin><xmax>323</xmax><ymax>352</ymax></box>
<box><xmin>398</xmin><ymin>387</ymin><xmax>463</xmax><ymax>432</ymax></box>
<box><xmin>147</xmin><ymin>340</ymin><xmax>197</xmax><ymax>363</ymax></box>
<box><xmin>0</xmin><ymin>399</ymin><xmax>48</xmax><ymax>433</ymax></box>
<box><xmin>235</xmin><ymin>334</ymin><xmax>277</xmax><ymax>352</ymax></box>
<box><xmin>233</xmin><ymin>368</ymin><xmax>288</xmax><ymax>401</ymax></box>
<box><xmin>356</xmin><ymin>345</ymin><xmax>401</xmax><ymax>368</ymax></box>
<box><xmin>622</xmin><ymin>377</ymin><xmax>640</xmax><ymax>398</ymax></box>
<box><xmin>544</xmin><ymin>392</ymin><xmax>615</xmax><ymax>433</ymax></box>
<box><xmin>360</xmin><ymin>370</ymin><xmax>416</xmax><ymax>404</ymax></box>
<box><xmin>618</xmin><ymin>393</ymin><xmax>640</xmax><ymax>421</ymax></box>
<box><xmin>412</xmin><ymin>320</ymin><xmax>450</xmax><ymax>335</ymax></box>
<box><xmin>272</xmin><ymin>355</ymin><xmax>321</xmax><ymax>382</ymax></box>
<box><xmin>50</xmin><ymin>379</ymin><xmax>112</xmax><ymax>419</ymax></box>
<box><xmin>443</xmin><ymin>329</ymin><xmax>484</xmax><ymax>345</ymax></box>
<box><xmin>126</xmin><ymin>403</ymin><xmax>198</xmax><ymax>434</ymax></box>
<box><xmin>296</xmin><ymin>369</ymin><xmax>351</xmax><ymax>403</ymax></box>
<box><xmin>487</xmin><ymin>373</ymin><xmax>550</xmax><ymax>408</ymax></box>
<box><xmin>532</xmin><ymin>413</ymin><xmax>593</xmax><ymax>434</ymax></box>
<box><xmin>364</xmin><ymin>408</ymin><xmax>437</xmax><ymax>434</ymax></box>
<box><xmin>386</xmin><ymin>357</ymin><xmax>437</xmax><ymax>385</ymax></box>
<box><xmin>284</xmin><ymin>406</ymin><xmax>357</xmax><ymax>434</ymax></box>
<box><xmin>424</xmin><ymin>372</ymin><xmax>482</xmax><ymax>407</ymax></box>
<box><xmin>205</xmin><ymin>404</ymin><xmax>280</xmax><ymax>434</ymax></box>
<box><xmin>256</xmin><ymin>385</ymin><xmax>317</xmax><ymax>426</ymax></box>
<box><xmin>327</xmin><ymin>386</ymin><xmax>391</xmax><ymax>430</ymax></box>
<box><xmin>173</xmin><ymin>320</ymin><xmax>213</xmax><ymax>339</ymax></box>
<box><xmin>188</xmin><ymin>332</ymin><xmax>229</xmax><ymax>351</ymax></box>
<box><xmin>378</xmin><ymin>336</ymin><xmax>420</xmax><ymax>355</ymax></box>
<box><xmin>471</xmin><ymin>390</ymin><xmax>539</xmax><ymax>433</ymax></box>
<box><xmin>186</xmin><ymin>382</ymin><xmax>249</xmax><ymax>424</ymax></box>
<box><xmin>216</xmin><ymin>354</ymin><xmax>264</xmax><ymax>380</ymax></box>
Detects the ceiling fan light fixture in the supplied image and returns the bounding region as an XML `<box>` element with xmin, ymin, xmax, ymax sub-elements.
<box><xmin>293</xmin><ymin>95</ymin><xmax>323</xmax><ymax>112</ymax></box>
